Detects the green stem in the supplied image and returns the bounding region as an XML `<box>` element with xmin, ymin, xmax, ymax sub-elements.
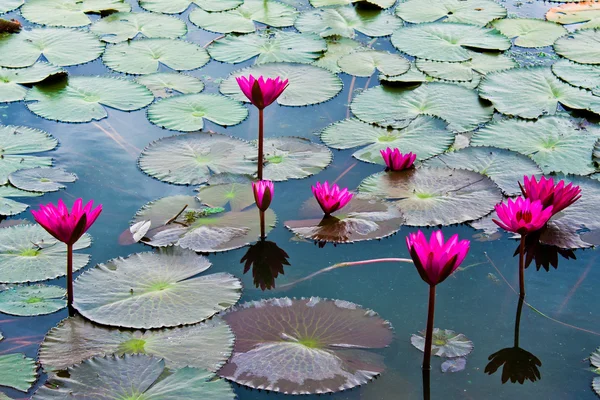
<box><xmin>258</xmin><ymin>108</ymin><xmax>264</xmax><ymax>181</ymax></box>
<box><xmin>519</xmin><ymin>235</ymin><xmax>526</xmax><ymax>298</ymax></box>
<box><xmin>423</xmin><ymin>285</ymin><xmax>436</xmax><ymax>371</ymax></box>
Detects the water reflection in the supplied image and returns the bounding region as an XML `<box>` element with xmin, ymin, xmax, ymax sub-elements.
<box><xmin>240</xmin><ymin>239</ymin><xmax>291</xmax><ymax>291</ymax></box>
<box><xmin>514</xmin><ymin>230</ymin><xmax>576</xmax><ymax>272</ymax></box>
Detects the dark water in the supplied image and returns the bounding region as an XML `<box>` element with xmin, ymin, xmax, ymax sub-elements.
<box><xmin>1</xmin><ymin>0</ymin><xmax>599</xmax><ymax>399</ymax></box>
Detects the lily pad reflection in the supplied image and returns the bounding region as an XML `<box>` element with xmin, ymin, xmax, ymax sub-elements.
<box><xmin>411</xmin><ymin>328</ymin><xmax>474</xmax><ymax>358</ymax></box>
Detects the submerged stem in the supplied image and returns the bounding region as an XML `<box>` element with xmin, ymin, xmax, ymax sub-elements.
<box><xmin>422</xmin><ymin>368</ymin><xmax>431</xmax><ymax>400</ymax></box>
<box><xmin>514</xmin><ymin>296</ymin><xmax>524</xmax><ymax>348</ymax></box>
<box><xmin>423</xmin><ymin>285</ymin><xmax>436</xmax><ymax>371</ymax></box>
<box><xmin>258</xmin><ymin>108</ymin><xmax>264</xmax><ymax>180</ymax></box>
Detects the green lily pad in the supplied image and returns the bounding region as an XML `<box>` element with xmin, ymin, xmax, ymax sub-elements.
<box><xmin>0</xmin><ymin>0</ymin><xmax>23</xmax><ymax>14</ymax></box>
<box><xmin>295</xmin><ymin>6</ymin><xmax>401</xmax><ymax>38</ymax></box>
<box><xmin>9</xmin><ymin>167</ymin><xmax>76</xmax><ymax>193</ymax></box>
<box><xmin>25</xmin><ymin>76</ymin><xmax>154</xmax><ymax>123</ymax></box>
<box><xmin>552</xmin><ymin>59</ymin><xmax>600</xmax><ymax>95</ymax></box>
<box><xmin>358</xmin><ymin>167</ymin><xmax>502</xmax><ymax>226</ymax></box>
<box><xmin>421</xmin><ymin>147</ymin><xmax>542</xmax><ymax>196</ymax></box>
<box><xmin>0</xmin><ymin>125</ymin><xmax>57</xmax><ymax>185</ymax></box>
<box><xmin>554</xmin><ymin>29</ymin><xmax>600</xmax><ymax>64</ymax></box>
<box><xmin>471</xmin><ymin>115</ymin><xmax>600</xmax><ymax>175</ymax></box>
<box><xmin>0</xmin><ymin>353</ymin><xmax>37</xmax><ymax>392</ymax></box>
<box><xmin>0</xmin><ymin>28</ymin><xmax>104</xmax><ymax>68</ymax></box>
<box><xmin>396</xmin><ymin>0</ymin><xmax>506</xmax><ymax>26</ymax></box>
<box><xmin>338</xmin><ymin>49</ymin><xmax>409</xmax><ymax>77</ymax></box>
<box><xmin>312</xmin><ymin>37</ymin><xmax>362</xmax><ymax>73</ymax></box>
<box><xmin>320</xmin><ymin>115</ymin><xmax>453</xmax><ymax>164</ymax></box>
<box><xmin>491</xmin><ymin>18</ymin><xmax>567</xmax><ymax>48</ymax></box>
<box><xmin>21</xmin><ymin>0</ymin><xmax>130</xmax><ymax>27</ymax></box>
<box><xmin>189</xmin><ymin>0</ymin><xmax>297</xmax><ymax>34</ymax></box>
<box><xmin>592</xmin><ymin>347</ymin><xmax>600</xmax><ymax>369</ymax></box>
<box><xmin>73</xmin><ymin>249</ymin><xmax>241</xmax><ymax>329</ymax></box>
<box><xmin>0</xmin><ymin>284</ymin><xmax>65</xmax><ymax>316</ymax></box>
<box><xmin>221</xmin><ymin>63</ymin><xmax>342</xmax><ymax>106</ymax></box>
<box><xmin>479</xmin><ymin>67</ymin><xmax>600</xmax><ymax>119</ymax></box>
<box><xmin>0</xmin><ymin>63</ymin><xmax>66</xmax><ymax>103</ymax></box>
<box><xmin>33</xmin><ymin>354</ymin><xmax>234</xmax><ymax>400</ymax></box>
<box><xmin>141</xmin><ymin>0</ymin><xmax>242</xmax><ymax>13</ymax></box>
<box><xmin>351</xmin><ymin>83</ymin><xmax>493</xmax><ymax>133</ymax></box>
<box><xmin>196</xmin><ymin>174</ymin><xmax>255</xmax><ymax>212</ymax></box>
<box><xmin>0</xmin><ymin>185</ymin><xmax>43</xmax><ymax>217</ymax></box>
<box><xmin>90</xmin><ymin>12</ymin><xmax>187</xmax><ymax>43</ymax></box>
<box><xmin>208</xmin><ymin>31</ymin><xmax>326</xmax><ymax>64</ymax></box>
<box><xmin>594</xmin><ymin>377</ymin><xmax>599</xmax><ymax>397</ymax></box>
<box><xmin>39</xmin><ymin>315</ymin><xmax>234</xmax><ymax>372</ymax></box>
<box><xmin>0</xmin><ymin>224</ymin><xmax>91</xmax><ymax>283</ymax></box>
<box><xmin>391</xmin><ymin>22</ymin><xmax>510</xmax><ymax>62</ymax></box>
<box><xmin>411</xmin><ymin>328</ymin><xmax>474</xmax><ymax>358</ymax></box>
<box><xmin>136</xmin><ymin>72</ymin><xmax>204</xmax><ymax>98</ymax></box>
<box><xmin>546</xmin><ymin>2</ymin><xmax>600</xmax><ymax>30</ymax></box>
<box><xmin>415</xmin><ymin>53</ymin><xmax>516</xmax><ymax>82</ymax></box>
<box><xmin>262</xmin><ymin>137</ymin><xmax>332</xmax><ymax>181</ymax></box>
<box><xmin>379</xmin><ymin>61</ymin><xmax>430</xmax><ymax>84</ymax></box>
<box><xmin>310</xmin><ymin>0</ymin><xmax>396</xmax><ymax>8</ymax></box>
<box><xmin>103</xmin><ymin>38</ymin><xmax>210</xmax><ymax>75</ymax></box>
<box><xmin>219</xmin><ymin>297</ymin><xmax>393</xmax><ymax>395</ymax></box>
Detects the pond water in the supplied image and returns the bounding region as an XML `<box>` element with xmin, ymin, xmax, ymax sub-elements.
<box><xmin>1</xmin><ymin>0</ymin><xmax>599</xmax><ymax>399</ymax></box>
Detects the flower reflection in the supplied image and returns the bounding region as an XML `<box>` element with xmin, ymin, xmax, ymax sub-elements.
<box><xmin>240</xmin><ymin>240</ymin><xmax>290</xmax><ymax>291</ymax></box>
<box><xmin>513</xmin><ymin>230</ymin><xmax>576</xmax><ymax>272</ymax></box>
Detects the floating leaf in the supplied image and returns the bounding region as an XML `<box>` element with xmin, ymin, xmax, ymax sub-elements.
<box><xmin>0</xmin><ymin>185</ymin><xmax>43</xmax><ymax>216</ymax></box>
<box><xmin>555</xmin><ymin>29</ymin><xmax>600</xmax><ymax>64</ymax></box>
<box><xmin>221</xmin><ymin>63</ymin><xmax>342</xmax><ymax>106</ymax></box>
<box><xmin>26</xmin><ymin>76</ymin><xmax>154</xmax><ymax>123</ymax></box>
<box><xmin>9</xmin><ymin>167</ymin><xmax>76</xmax><ymax>193</ymax></box>
<box><xmin>415</xmin><ymin>53</ymin><xmax>516</xmax><ymax>82</ymax></box>
<box><xmin>391</xmin><ymin>23</ymin><xmax>510</xmax><ymax>62</ymax></box>
<box><xmin>491</xmin><ymin>18</ymin><xmax>567</xmax><ymax>48</ymax></box>
<box><xmin>208</xmin><ymin>31</ymin><xmax>326</xmax><ymax>64</ymax></box>
<box><xmin>441</xmin><ymin>357</ymin><xmax>467</xmax><ymax>373</ymax></box>
<box><xmin>547</xmin><ymin>2</ymin><xmax>600</xmax><ymax>30</ymax></box>
<box><xmin>395</xmin><ymin>0</ymin><xmax>506</xmax><ymax>26</ymax></box>
<box><xmin>320</xmin><ymin>115</ymin><xmax>453</xmax><ymax>164</ymax></box>
<box><xmin>219</xmin><ymin>297</ymin><xmax>393</xmax><ymax>395</ymax></box>
<box><xmin>0</xmin><ymin>0</ymin><xmax>23</xmax><ymax>14</ymax></box>
<box><xmin>359</xmin><ymin>167</ymin><xmax>502</xmax><ymax>226</ymax></box>
<box><xmin>0</xmin><ymin>62</ymin><xmax>66</xmax><ymax>103</ymax></box>
<box><xmin>136</xmin><ymin>72</ymin><xmax>204</xmax><ymax>98</ymax></box>
<box><xmin>0</xmin><ymin>284</ymin><xmax>65</xmax><ymax>316</ymax></box>
<box><xmin>90</xmin><ymin>11</ymin><xmax>187</xmax><ymax>43</ymax></box>
<box><xmin>39</xmin><ymin>315</ymin><xmax>234</xmax><ymax>372</ymax></box>
<box><xmin>73</xmin><ymin>250</ymin><xmax>241</xmax><ymax>329</ymax></box>
<box><xmin>421</xmin><ymin>147</ymin><xmax>542</xmax><ymax>196</ymax></box>
<box><xmin>0</xmin><ymin>28</ymin><xmax>104</xmax><ymax>68</ymax></box>
<box><xmin>295</xmin><ymin>5</ymin><xmax>401</xmax><ymax>38</ymax></box>
<box><xmin>594</xmin><ymin>377</ymin><xmax>600</xmax><ymax>397</ymax></box>
<box><xmin>411</xmin><ymin>328</ymin><xmax>474</xmax><ymax>358</ymax></box>
<box><xmin>552</xmin><ymin>59</ymin><xmax>600</xmax><ymax>95</ymax></box>
<box><xmin>379</xmin><ymin>62</ymin><xmax>430</xmax><ymax>84</ymax></box>
<box><xmin>103</xmin><ymin>39</ymin><xmax>210</xmax><ymax>75</ymax></box>
<box><xmin>351</xmin><ymin>83</ymin><xmax>493</xmax><ymax>133</ymax></box>
<box><xmin>592</xmin><ymin>348</ymin><xmax>600</xmax><ymax>369</ymax></box>
<box><xmin>312</xmin><ymin>37</ymin><xmax>362</xmax><ymax>73</ymax></box>
<box><xmin>33</xmin><ymin>354</ymin><xmax>234</xmax><ymax>400</ymax></box>
<box><xmin>262</xmin><ymin>137</ymin><xmax>332</xmax><ymax>181</ymax></box>
<box><xmin>0</xmin><ymin>224</ymin><xmax>91</xmax><ymax>283</ymax></box>
<box><xmin>0</xmin><ymin>353</ymin><xmax>37</xmax><ymax>392</ymax></box>
<box><xmin>338</xmin><ymin>49</ymin><xmax>409</xmax><ymax>77</ymax></box>
<box><xmin>196</xmin><ymin>175</ymin><xmax>255</xmax><ymax>212</ymax></box>
<box><xmin>141</xmin><ymin>0</ymin><xmax>242</xmax><ymax>13</ymax></box>
<box><xmin>310</xmin><ymin>0</ymin><xmax>396</xmax><ymax>8</ymax></box>
<box><xmin>21</xmin><ymin>0</ymin><xmax>130</xmax><ymax>27</ymax></box>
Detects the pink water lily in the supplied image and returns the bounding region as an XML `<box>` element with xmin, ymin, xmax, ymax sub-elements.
<box><xmin>236</xmin><ymin>75</ymin><xmax>289</xmax><ymax>109</ymax></box>
<box><xmin>253</xmin><ymin>180</ymin><xmax>274</xmax><ymax>212</ymax></box>
<box><xmin>519</xmin><ymin>175</ymin><xmax>581</xmax><ymax>216</ymax></box>
<box><xmin>380</xmin><ymin>148</ymin><xmax>416</xmax><ymax>171</ymax></box>
<box><xmin>311</xmin><ymin>181</ymin><xmax>353</xmax><ymax>216</ymax></box>
<box><xmin>493</xmin><ymin>197</ymin><xmax>553</xmax><ymax>236</ymax></box>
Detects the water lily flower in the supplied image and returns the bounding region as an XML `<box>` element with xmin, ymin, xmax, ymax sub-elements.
<box><xmin>493</xmin><ymin>197</ymin><xmax>553</xmax><ymax>236</ymax></box>
<box><xmin>236</xmin><ymin>75</ymin><xmax>289</xmax><ymax>110</ymax></box>
<box><xmin>253</xmin><ymin>180</ymin><xmax>274</xmax><ymax>212</ymax></box>
<box><xmin>380</xmin><ymin>148</ymin><xmax>416</xmax><ymax>171</ymax></box>
<box><xmin>519</xmin><ymin>175</ymin><xmax>581</xmax><ymax>215</ymax></box>
<box><xmin>311</xmin><ymin>181</ymin><xmax>353</xmax><ymax>216</ymax></box>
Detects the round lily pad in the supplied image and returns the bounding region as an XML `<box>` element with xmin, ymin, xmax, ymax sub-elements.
<box><xmin>379</xmin><ymin>62</ymin><xmax>430</xmax><ymax>84</ymax></box>
<box><xmin>39</xmin><ymin>315</ymin><xmax>234</xmax><ymax>372</ymax></box>
<box><xmin>479</xmin><ymin>67</ymin><xmax>600</xmax><ymax>119</ymax></box>
<box><xmin>26</xmin><ymin>76</ymin><xmax>154</xmax><ymax>123</ymax></box>
<box><xmin>320</xmin><ymin>115</ymin><xmax>453</xmax><ymax>164</ymax></box>
<box><xmin>415</xmin><ymin>53</ymin><xmax>516</xmax><ymax>82</ymax></box>
<box><xmin>21</xmin><ymin>0</ymin><xmax>130</xmax><ymax>27</ymax></box>
<box><xmin>0</xmin><ymin>185</ymin><xmax>43</xmax><ymax>217</ymax></box>
<box><xmin>0</xmin><ymin>224</ymin><xmax>91</xmax><ymax>283</ymax></box>
<box><xmin>396</xmin><ymin>0</ymin><xmax>506</xmax><ymax>26</ymax></box>
<box><xmin>219</xmin><ymin>297</ymin><xmax>393</xmax><ymax>395</ymax></box>
<box><xmin>0</xmin><ymin>0</ymin><xmax>24</xmax><ymax>14</ymax></box>
<box><xmin>358</xmin><ymin>167</ymin><xmax>502</xmax><ymax>226</ymax></box>
<box><xmin>103</xmin><ymin>38</ymin><xmax>210</xmax><ymax>75</ymax></box>
<box><xmin>547</xmin><ymin>2</ymin><xmax>600</xmax><ymax>30</ymax></box>
<box><xmin>411</xmin><ymin>328</ymin><xmax>474</xmax><ymax>358</ymax></box>
<box><xmin>73</xmin><ymin>250</ymin><xmax>242</xmax><ymax>329</ymax></box>
<box><xmin>262</xmin><ymin>137</ymin><xmax>332</xmax><ymax>182</ymax></box>
<box><xmin>295</xmin><ymin>6</ymin><xmax>401</xmax><ymax>39</ymax></box>
<box><xmin>338</xmin><ymin>49</ymin><xmax>410</xmax><ymax>77</ymax></box>
<box><xmin>0</xmin><ymin>353</ymin><xmax>37</xmax><ymax>392</ymax></box>
<box><xmin>9</xmin><ymin>167</ymin><xmax>76</xmax><ymax>193</ymax></box>
<box><xmin>0</xmin><ymin>27</ymin><xmax>104</xmax><ymax>68</ymax></box>
<box><xmin>552</xmin><ymin>59</ymin><xmax>600</xmax><ymax>95</ymax></box>
<box><xmin>196</xmin><ymin>174</ymin><xmax>255</xmax><ymax>213</ymax></box>
<box><xmin>221</xmin><ymin>63</ymin><xmax>342</xmax><ymax>106</ymax></box>
<box><xmin>208</xmin><ymin>31</ymin><xmax>326</xmax><ymax>65</ymax></box>
<box><xmin>491</xmin><ymin>18</ymin><xmax>567</xmax><ymax>48</ymax></box>
<box><xmin>136</xmin><ymin>72</ymin><xmax>204</xmax><ymax>98</ymax></box>
<box><xmin>391</xmin><ymin>22</ymin><xmax>510</xmax><ymax>62</ymax></box>
<box><xmin>33</xmin><ymin>354</ymin><xmax>234</xmax><ymax>400</ymax></box>
<box><xmin>310</xmin><ymin>0</ymin><xmax>396</xmax><ymax>7</ymax></box>
<box><xmin>594</xmin><ymin>377</ymin><xmax>600</xmax><ymax>397</ymax></box>
<box><xmin>312</xmin><ymin>37</ymin><xmax>362</xmax><ymax>73</ymax></box>
<box><xmin>554</xmin><ymin>29</ymin><xmax>600</xmax><ymax>64</ymax></box>
<box><xmin>90</xmin><ymin>11</ymin><xmax>187</xmax><ymax>43</ymax></box>
<box><xmin>285</xmin><ymin>195</ymin><xmax>404</xmax><ymax>244</ymax></box>
<box><xmin>0</xmin><ymin>62</ymin><xmax>66</xmax><ymax>103</ymax></box>
<box><xmin>351</xmin><ymin>83</ymin><xmax>493</xmax><ymax>133</ymax></box>
<box><xmin>141</xmin><ymin>0</ymin><xmax>242</xmax><ymax>13</ymax></box>
<box><xmin>0</xmin><ymin>284</ymin><xmax>65</xmax><ymax>316</ymax></box>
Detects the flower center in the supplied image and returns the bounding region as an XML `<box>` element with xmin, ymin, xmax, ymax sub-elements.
<box><xmin>120</xmin><ymin>338</ymin><xmax>147</xmax><ymax>353</ymax></box>
<box><xmin>25</xmin><ymin>297</ymin><xmax>43</xmax><ymax>304</ymax></box>
<box><xmin>517</xmin><ymin>210</ymin><xmax>533</xmax><ymax>223</ymax></box>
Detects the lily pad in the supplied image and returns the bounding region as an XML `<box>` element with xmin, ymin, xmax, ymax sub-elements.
<box><xmin>479</xmin><ymin>67</ymin><xmax>600</xmax><ymax>119</ymax></box>
<box><xmin>552</xmin><ymin>59</ymin><xmax>600</xmax><ymax>95</ymax></box>
<box><xmin>0</xmin><ymin>185</ymin><xmax>43</xmax><ymax>216</ymax></box>
<box><xmin>0</xmin><ymin>353</ymin><xmax>37</xmax><ymax>392</ymax></box>
<box><xmin>0</xmin><ymin>0</ymin><xmax>23</xmax><ymax>14</ymax></box>
<box><xmin>73</xmin><ymin>249</ymin><xmax>241</xmax><ymax>329</ymax></box>
<box><xmin>379</xmin><ymin>62</ymin><xmax>430</xmax><ymax>84</ymax></box>
<box><xmin>208</xmin><ymin>31</ymin><xmax>326</xmax><ymax>64</ymax></box>
<box><xmin>26</xmin><ymin>76</ymin><xmax>154</xmax><ymax>123</ymax></box>
<box><xmin>219</xmin><ymin>297</ymin><xmax>393</xmax><ymax>395</ymax></box>
<box><xmin>491</xmin><ymin>18</ymin><xmax>567</xmax><ymax>48</ymax></box>
<box><xmin>411</xmin><ymin>328</ymin><xmax>474</xmax><ymax>358</ymax></box>
<box><xmin>0</xmin><ymin>28</ymin><xmax>104</xmax><ymax>68</ymax></box>
<box><xmin>547</xmin><ymin>2</ymin><xmax>600</xmax><ymax>30</ymax></box>
<box><xmin>33</xmin><ymin>354</ymin><xmax>234</xmax><ymax>400</ymax></box>
<box><xmin>338</xmin><ymin>49</ymin><xmax>409</xmax><ymax>77</ymax></box>
<box><xmin>39</xmin><ymin>315</ymin><xmax>234</xmax><ymax>372</ymax></box>
<box><xmin>90</xmin><ymin>12</ymin><xmax>187</xmax><ymax>43</ymax></box>
<box><xmin>0</xmin><ymin>284</ymin><xmax>65</xmax><ymax>316</ymax></box>
<box><xmin>471</xmin><ymin>116</ymin><xmax>600</xmax><ymax>175</ymax></box>
<box><xmin>9</xmin><ymin>167</ymin><xmax>76</xmax><ymax>193</ymax></box>
<box><xmin>358</xmin><ymin>167</ymin><xmax>502</xmax><ymax>226</ymax></box>
<box><xmin>310</xmin><ymin>0</ymin><xmax>396</xmax><ymax>8</ymax></box>
<box><xmin>421</xmin><ymin>147</ymin><xmax>543</xmax><ymax>196</ymax></box>
<box><xmin>592</xmin><ymin>347</ymin><xmax>600</xmax><ymax>369</ymax></box>
<box><xmin>20</xmin><ymin>0</ymin><xmax>130</xmax><ymax>27</ymax></box>
<box><xmin>141</xmin><ymin>0</ymin><xmax>242</xmax><ymax>13</ymax></box>
<box><xmin>262</xmin><ymin>137</ymin><xmax>332</xmax><ymax>181</ymax></box>
<box><xmin>415</xmin><ymin>53</ymin><xmax>516</xmax><ymax>82</ymax></box>
<box><xmin>196</xmin><ymin>175</ymin><xmax>255</xmax><ymax>212</ymax></box>
<box><xmin>391</xmin><ymin>22</ymin><xmax>510</xmax><ymax>62</ymax></box>
<box><xmin>0</xmin><ymin>62</ymin><xmax>66</xmax><ymax>103</ymax></box>
<box><xmin>351</xmin><ymin>83</ymin><xmax>493</xmax><ymax>133</ymax></box>
<box><xmin>441</xmin><ymin>357</ymin><xmax>467</xmax><ymax>373</ymax></box>
<box><xmin>136</xmin><ymin>72</ymin><xmax>204</xmax><ymax>98</ymax></box>
<box><xmin>396</xmin><ymin>0</ymin><xmax>506</xmax><ymax>26</ymax></box>
<box><xmin>0</xmin><ymin>224</ymin><xmax>91</xmax><ymax>283</ymax></box>
<box><xmin>103</xmin><ymin>38</ymin><xmax>210</xmax><ymax>75</ymax></box>
<box><xmin>594</xmin><ymin>377</ymin><xmax>599</xmax><ymax>397</ymax></box>
<box><xmin>312</xmin><ymin>37</ymin><xmax>362</xmax><ymax>73</ymax></box>
<box><xmin>554</xmin><ymin>29</ymin><xmax>600</xmax><ymax>64</ymax></box>
<box><xmin>320</xmin><ymin>115</ymin><xmax>453</xmax><ymax>164</ymax></box>
<box><xmin>295</xmin><ymin>6</ymin><xmax>401</xmax><ymax>39</ymax></box>
<box><xmin>221</xmin><ymin>64</ymin><xmax>342</xmax><ymax>106</ymax></box>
